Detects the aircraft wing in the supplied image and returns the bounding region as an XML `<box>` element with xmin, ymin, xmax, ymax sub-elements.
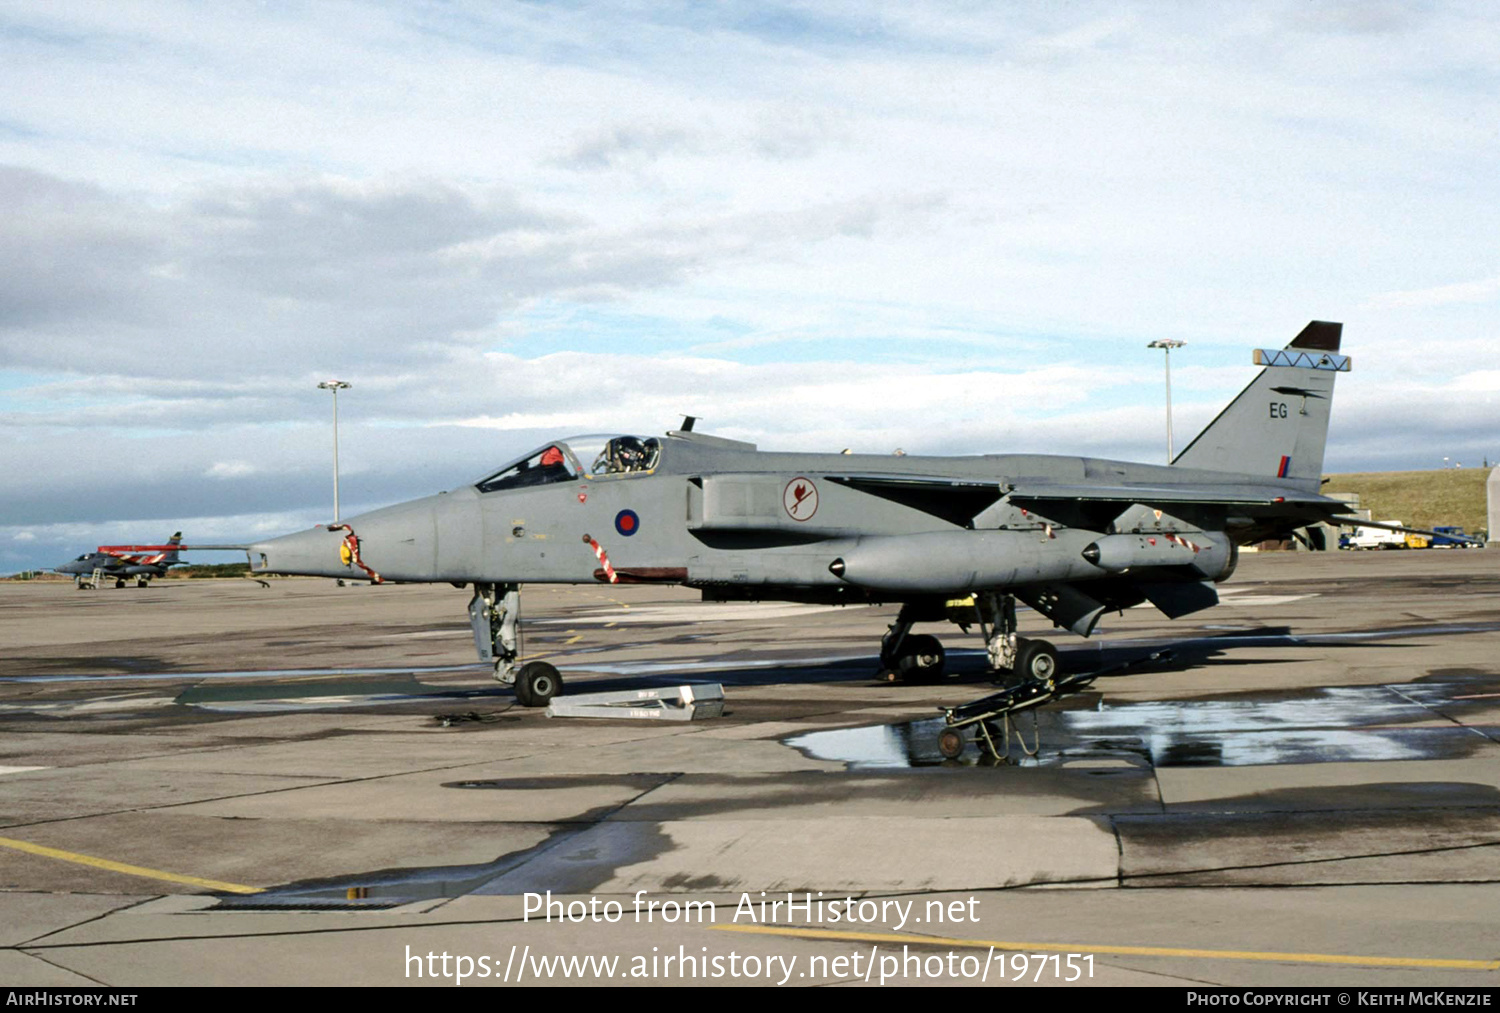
<box><xmin>97</xmin><ymin>544</ymin><xmax>186</xmax><ymax>552</ymax></box>
<box><xmin>826</xmin><ymin>474</ymin><xmax>1344</xmax><ymax>528</ymax></box>
<box><xmin>1005</xmin><ymin>482</ymin><xmax>1343</xmax><ymax>510</ymax></box>
<box><xmin>825</xmin><ymin>475</ymin><xmax>1005</xmax><ymax>527</ymax></box>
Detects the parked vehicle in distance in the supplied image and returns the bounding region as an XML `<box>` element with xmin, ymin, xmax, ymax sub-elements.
<box><xmin>1431</xmin><ymin>526</ymin><xmax>1477</xmax><ymax>548</ymax></box>
<box><xmin>1345</xmin><ymin>522</ymin><xmax>1408</xmax><ymax>550</ymax></box>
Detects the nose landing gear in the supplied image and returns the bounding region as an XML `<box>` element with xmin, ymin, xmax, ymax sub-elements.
<box><xmin>515</xmin><ymin>660</ymin><xmax>562</xmax><ymax>708</ymax></box>
<box><xmin>469</xmin><ymin>582</ymin><xmax>565</xmax><ymax>708</ymax></box>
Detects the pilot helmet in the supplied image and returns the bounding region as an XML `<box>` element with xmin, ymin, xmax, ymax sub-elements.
<box><xmin>614</xmin><ymin>436</ymin><xmax>645</xmax><ymax>468</ymax></box>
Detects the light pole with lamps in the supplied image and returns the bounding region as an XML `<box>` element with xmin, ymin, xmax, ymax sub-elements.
<box><xmin>1147</xmin><ymin>339</ymin><xmax>1186</xmax><ymax>463</ymax></box>
<box><xmin>316</xmin><ymin>380</ymin><xmax>351</xmax><ymax>522</ymax></box>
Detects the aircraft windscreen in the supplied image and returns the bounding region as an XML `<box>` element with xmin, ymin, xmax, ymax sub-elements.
<box><xmin>475</xmin><ymin>435</ymin><xmax>662</xmax><ymax>493</ymax></box>
<box><xmin>475</xmin><ymin>444</ymin><xmax>579</xmax><ymax>494</ymax></box>
<box><xmin>566</xmin><ymin>434</ymin><xmax>661</xmax><ymax>477</ymax></box>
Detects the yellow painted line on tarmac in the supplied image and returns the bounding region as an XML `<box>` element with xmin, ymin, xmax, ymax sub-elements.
<box><xmin>711</xmin><ymin>924</ymin><xmax>1500</xmax><ymax>971</ymax></box>
<box><xmin>0</xmin><ymin>836</ymin><xmax>263</xmax><ymax>895</ymax></box>
<box><xmin>563</xmin><ymin>635</ymin><xmax>583</xmax><ymax>645</ymax></box>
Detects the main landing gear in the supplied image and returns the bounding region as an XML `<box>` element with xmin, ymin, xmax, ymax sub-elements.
<box><xmin>878</xmin><ymin>606</ymin><xmax>947</xmax><ymax>682</ymax></box>
<box><xmin>875</xmin><ymin>591</ymin><xmax>1075</xmax><ymax>762</ymax></box>
<box><xmin>877</xmin><ymin>591</ymin><xmax>1059</xmax><ymax>687</ymax></box>
<box><xmin>469</xmin><ymin>582</ymin><xmax>564</xmax><ymax>708</ymax></box>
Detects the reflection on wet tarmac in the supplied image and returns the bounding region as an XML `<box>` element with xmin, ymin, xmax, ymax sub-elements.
<box><xmin>0</xmin><ymin>663</ymin><xmax>489</xmax><ymax>684</ymax></box>
<box><xmin>216</xmin><ymin>851</ymin><xmax>537</xmax><ymax>908</ymax></box>
<box><xmin>787</xmin><ymin>681</ymin><xmax>1499</xmax><ymax>770</ymax></box>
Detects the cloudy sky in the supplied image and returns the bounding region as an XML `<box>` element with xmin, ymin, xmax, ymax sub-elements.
<box><xmin>1</xmin><ymin>1</ymin><xmax>1497</xmax><ymax>573</ymax></box>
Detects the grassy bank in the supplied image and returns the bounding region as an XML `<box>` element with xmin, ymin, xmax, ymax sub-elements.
<box><xmin>1323</xmin><ymin>468</ymin><xmax>1490</xmax><ymax>536</ymax></box>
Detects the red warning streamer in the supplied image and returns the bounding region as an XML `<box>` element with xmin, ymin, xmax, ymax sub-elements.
<box><xmin>327</xmin><ymin>524</ymin><xmax>384</xmax><ymax>584</ymax></box>
<box><xmin>583</xmin><ymin>534</ymin><xmax>618</xmax><ymax>584</ymax></box>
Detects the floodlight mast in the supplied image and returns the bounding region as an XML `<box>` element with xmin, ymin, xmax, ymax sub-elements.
<box><xmin>1147</xmin><ymin>339</ymin><xmax>1186</xmax><ymax>463</ymax></box>
<box><xmin>316</xmin><ymin>380</ymin><xmax>351</xmax><ymax>522</ymax></box>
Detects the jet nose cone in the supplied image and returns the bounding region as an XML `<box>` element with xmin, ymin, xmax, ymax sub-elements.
<box><xmin>250</xmin><ymin>525</ymin><xmax>355</xmax><ymax>579</ymax></box>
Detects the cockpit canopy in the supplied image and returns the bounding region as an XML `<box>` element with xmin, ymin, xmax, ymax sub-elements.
<box><xmin>475</xmin><ymin>434</ymin><xmax>662</xmax><ymax>494</ymax></box>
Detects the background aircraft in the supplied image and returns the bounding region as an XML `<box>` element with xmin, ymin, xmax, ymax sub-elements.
<box><xmin>246</xmin><ymin>322</ymin><xmax>1356</xmax><ymax>707</ymax></box>
<box><xmin>55</xmin><ymin>533</ymin><xmax>185</xmax><ymax>589</ymax></box>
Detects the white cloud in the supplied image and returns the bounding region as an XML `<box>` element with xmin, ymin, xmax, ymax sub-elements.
<box><xmin>1365</xmin><ymin>275</ymin><xmax>1500</xmax><ymax>310</ymax></box>
<box><xmin>206</xmin><ymin>461</ymin><xmax>257</xmax><ymax>479</ymax></box>
<box><xmin>1452</xmin><ymin>371</ymin><xmax>1500</xmax><ymax>393</ymax></box>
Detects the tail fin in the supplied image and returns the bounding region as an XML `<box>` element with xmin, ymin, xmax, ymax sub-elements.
<box><xmin>163</xmin><ymin>532</ymin><xmax>183</xmax><ymax>564</ymax></box>
<box><xmin>1171</xmin><ymin>321</ymin><xmax>1347</xmax><ymax>488</ymax></box>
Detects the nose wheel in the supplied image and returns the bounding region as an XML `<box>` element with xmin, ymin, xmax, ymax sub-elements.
<box><xmin>514</xmin><ymin>661</ymin><xmax>563</xmax><ymax>708</ymax></box>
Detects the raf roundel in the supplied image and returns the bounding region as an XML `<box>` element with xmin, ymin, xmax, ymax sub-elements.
<box><xmin>614</xmin><ymin>509</ymin><xmax>640</xmax><ymax>537</ymax></box>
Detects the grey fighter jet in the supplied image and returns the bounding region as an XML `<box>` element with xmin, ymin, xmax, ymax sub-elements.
<box><xmin>249</xmin><ymin>322</ymin><xmax>1355</xmax><ymax>708</ymax></box>
<box><xmin>56</xmin><ymin>533</ymin><xmax>185</xmax><ymax>588</ymax></box>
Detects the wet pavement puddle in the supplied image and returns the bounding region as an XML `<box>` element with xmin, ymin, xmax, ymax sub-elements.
<box><xmin>785</xmin><ymin>681</ymin><xmax>1500</xmax><ymax>770</ymax></box>
<box><xmin>0</xmin><ymin>663</ymin><xmax>489</xmax><ymax>684</ymax></box>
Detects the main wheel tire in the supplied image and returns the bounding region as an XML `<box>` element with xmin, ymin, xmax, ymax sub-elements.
<box><xmin>1013</xmin><ymin>639</ymin><xmax>1059</xmax><ymax>681</ymax></box>
<box><xmin>896</xmin><ymin>633</ymin><xmax>946</xmax><ymax>682</ymax></box>
<box><xmin>937</xmin><ymin>727</ymin><xmax>966</xmax><ymax>759</ymax></box>
<box><xmin>515</xmin><ymin>661</ymin><xmax>563</xmax><ymax>708</ymax></box>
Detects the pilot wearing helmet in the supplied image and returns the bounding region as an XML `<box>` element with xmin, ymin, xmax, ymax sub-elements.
<box><xmin>538</xmin><ymin>445</ymin><xmax>570</xmax><ymax>480</ymax></box>
<box><xmin>597</xmin><ymin>436</ymin><xmax>661</xmax><ymax>474</ymax></box>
